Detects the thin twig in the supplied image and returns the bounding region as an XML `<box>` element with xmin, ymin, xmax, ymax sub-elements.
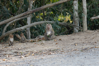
<box><xmin>2</xmin><ymin>16</ymin><xmax>28</xmax><ymax>35</ymax></box>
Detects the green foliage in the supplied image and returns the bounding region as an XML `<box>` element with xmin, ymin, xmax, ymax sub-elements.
<box><xmin>78</xmin><ymin>0</ymin><xmax>99</xmax><ymax>30</ymax></box>
<box><xmin>0</xmin><ymin>0</ymin><xmax>99</xmax><ymax>40</ymax></box>
<box><xmin>50</xmin><ymin>0</ymin><xmax>59</xmax><ymax>3</ymax></box>
<box><xmin>0</xmin><ymin>0</ymin><xmax>74</xmax><ymax>39</ymax></box>
<box><xmin>87</xmin><ymin>0</ymin><xmax>99</xmax><ymax>30</ymax></box>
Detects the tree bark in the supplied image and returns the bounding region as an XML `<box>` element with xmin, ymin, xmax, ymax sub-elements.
<box><xmin>73</xmin><ymin>0</ymin><xmax>79</xmax><ymax>33</ymax></box>
<box><xmin>82</xmin><ymin>0</ymin><xmax>87</xmax><ymax>31</ymax></box>
<box><xmin>0</xmin><ymin>0</ymin><xmax>70</xmax><ymax>26</ymax></box>
<box><xmin>26</xmin><ymin>0</ymin><xmax>34</xmax><ymax>39</ymax></box>
<box><xmin>91</xmin><ymin>15</ymin><xmax>99</xmax><ymax>20</ymax></box>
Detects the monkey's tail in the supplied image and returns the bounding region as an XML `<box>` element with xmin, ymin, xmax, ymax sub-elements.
<box><xmin>15</xmin><ymin>34</ymin><xmax>21</xmax><ymax>40</ymax></box>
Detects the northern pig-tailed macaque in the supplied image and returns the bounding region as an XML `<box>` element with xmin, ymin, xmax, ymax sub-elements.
<box><xmin>44</xmin><ymin>24</ymin><xmax>55</xmax><ymax>40</ymax></box>
<box><xmin>20</xmin><ymin>32</ymin><xmax>26</xmax><ymax>43</ymax></box>
<box><xmin>9</xmin><ymin>34</ymin><xmax>14</xmax><ymax>46</ymax></box>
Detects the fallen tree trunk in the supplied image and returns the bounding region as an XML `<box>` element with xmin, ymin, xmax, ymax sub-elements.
<box><xmin>0</xmin><ymin>0</ymin><xmax>70</xmax><ymax>26</ymax></box>
<box><xmin>0</xmin><ymin>21</ymin><xmax>81</xmax><ymax>40</ymax></box>
<box><xmin>91</xmin><ymin>15</ymin><xmax>99</xmax><ymax>20</ymax></box>
<box><xmin>3</xmin><ymin>18</ymin><xmax>80</xmax><ymax>37</ymax></box>
<box><xmin>0</xmin><ymin>21</ymin><xmax>54</xmax><ymax>40</ymax></box>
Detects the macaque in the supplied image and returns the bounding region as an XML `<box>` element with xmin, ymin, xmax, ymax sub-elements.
<box><xmin>9</xmin><ymin>34</ymin><xmax>14</xmax><ymax>46</ymax></box>
<box><xmin>20</xmin><ymin>33</ymin><xmax>26</xmax><ymax>43</ymax></box>
<box><xmin>44</xmin><ymin>24</ymin><xmax>55</xmax><ymax>40</ymax></box>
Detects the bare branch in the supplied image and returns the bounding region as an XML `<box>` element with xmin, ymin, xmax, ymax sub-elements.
<box><xmin>91</xmin><ymin>15</ymin><xmax>99</xmax><ymax>20</ymax></box>
<box><xmin>0</xmin><ymin>0</ymin><xmax>70</xmax><ymax>26</ymax></box>
<box><xmin>2</xmin><ymin>16</ymin><xmax>28</xmax><ymax>35</ymax></box>
<box><xmin>59</xmin><ymin>22</ymin><xmax>81</xmax><ymax>29</ymax></box>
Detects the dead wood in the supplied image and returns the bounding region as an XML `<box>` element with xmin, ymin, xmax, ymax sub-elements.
<box><xmin>91</xmin><ymin>15</ymin><xmax>99</xmax><ymax>20</ymax></box>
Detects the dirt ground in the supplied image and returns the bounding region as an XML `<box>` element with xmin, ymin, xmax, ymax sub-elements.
<box><xmin>0</xmin><ymin>30</ymin><xmax>99</xmax><ymax>66</ymax></box>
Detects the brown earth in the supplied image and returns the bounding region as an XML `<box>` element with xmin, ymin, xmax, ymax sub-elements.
<box><xmin>0</xmin><ymin>30</ymin><xmax>99</xmax><ymax>65</ymax></box>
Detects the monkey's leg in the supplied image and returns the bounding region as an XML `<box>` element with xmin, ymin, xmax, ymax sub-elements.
<box><xmin>9</xmin><ymin>42</ymin><xmax>13</xmax><ymax>46</ymax></box>
<box><xmin>11</xmin><ymin>42</ymin><xmax>13</xmax><ymax>46</ymax></box>
<box><xmin>9</xmin><ymin>42</ymin><xmax>11</xmax><ymax>46</ymax></box>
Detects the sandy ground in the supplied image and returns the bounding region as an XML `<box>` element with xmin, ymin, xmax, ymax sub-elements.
<box><xmin>0</xmin><ymin>30</ymin><xmax>99</xmax><ymax>66</ymax></box>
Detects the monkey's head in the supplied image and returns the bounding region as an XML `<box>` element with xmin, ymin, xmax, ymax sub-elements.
<box><xmin>46</xmin><ymin>24</ymin><xmax>52</xmax><ymax>30</ymax></box>
<box><xmin>20</xmin><ymin>33</ymin><xmax>24</xmax><ymax>37</ymax></box>
<box><xmin>9</xmin><ymin>34</ymin><xmax>13</xmax><ymax>38</ymax></box>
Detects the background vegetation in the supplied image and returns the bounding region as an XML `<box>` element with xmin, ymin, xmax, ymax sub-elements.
<box><xmin>0</xmin><ymin>0</ymin><xmax>99</xmax><ymax>39</ymax></box>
